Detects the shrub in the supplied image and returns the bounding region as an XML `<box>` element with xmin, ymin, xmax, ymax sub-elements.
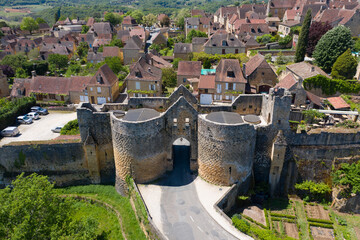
<box><xmin>303</xmin><ymin>75</ymin><xmax>360</xmax><ymax>95</ymax></box>
<box><xmin>302</xmin><ymin>109</ymin><xmax>325</xmax><ymax>124</ymax></box>
<box><xmin>270</xmin><ymin>213</ymin><xmax>296</xmax><ymax>219</ymax></box>
<box><xmin>307</xmin><ymin>218</ymin><xmax>333</xmax><ymax>224</ymax></box>
<box><xmin>232</xmin><ymin>216</ymin><xmax>250</xmax><ymax>234</ymax></box>
<box><xmin>308</xmin><ymin>222</ymin><xmax>333</xmax><ymax>229</ymax></box>
<box><xmin>331</xmin><ymin>49</ymin><xmax>357</xmax><ymax>80</ymax></box>
<box><xmin>295</xmin><ymin>180</ymin><xmax>331</xmax><ymax>202</ymax></box>
<box><xmin>336</xmin><ymin>120</ymin><xmax>360</xmax><ymax>129</ymax></box>
<box><xmin>60</xmin><ymin>119</ymin><xmax>79</xmax><ymax>135</ymax></box>
<box><xmin>332</xmin><ymin>161</ymin><xmax>360</xmax><ymax>194</ymax></box>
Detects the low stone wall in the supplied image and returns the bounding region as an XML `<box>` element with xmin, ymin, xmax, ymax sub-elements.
<box><xmin>0</xmin><ymin>142</ymin><xmax>92</xmax><ymax>187</ymax></box>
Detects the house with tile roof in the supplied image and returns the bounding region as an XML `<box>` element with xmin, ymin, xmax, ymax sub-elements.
<box><xmin>204</xmin><ymin>31</ymin><xmax>245</xmax><ymax>55</ymax></box>
<box><xmin>0</xmin><ymin>70</ymin><xmax>9</xmax><ymax>98</ymax></box>
<box><xmin>198</xmin><ymin>74</ymin><xmax>216</xmax><ymax>104</ymax></box>
<box><xmin>185</xmin><ymin>17</ymin><xmax>211</xmax><ymax>36</ymax></box>
<box><xmin>174</xmin><ymin>43</ymin><xmax>193</xmax><ymax>60</ymax></box>
<box><xmin>192</xmin><ymin>37</ymin><xmax>208</xmax><ymax>52</ymax></box>
<box><xmin>125</xmin><ymin>57</ymin><xmax>162</xmax><ymax>97</ymax></box>
<box><xmin>244</xmin><ymin>54</ymin><xmax>278</xmax><ymax>93</ymax></box>
<box><xmin>177</xmin><ymin>61</ymin><xmax>202</xmax><ymax>86</ymax></box>
<box><xmin>281</xmin><ymin>62</ymin><xmax>328</xmax><ymax>81</ymax></box>
<box><xmin>144</xmin><ymin>53</ymin><xmax>172</xmax><ymax>69</ymax></box>
<box><xmin>214</xmin><ymin>59</ymin><xmax>246</xmax><ymax>102</ymax></box>
<box><xmin>326</xmin><ymin>97</ymin><xmax>350</xmax><ymax>110</ymax></box>
<box><xmin>266</xmin><ymin>0</ymin><xmax>297</xmax><ymax>19</ymax></box>
<box><xmin>122</xmin><ymin>16</ymin><xmax>138</xmax><ymax>30</ymax></box>
<box><xmin>275</xmin><ymin>72</ymin><xmax>308</xmax><ymax>106</ymax></box>
<box><xmin>123</xmin><ymin>35</ymin><xmax>144</xmax><ymax>65</ymax></box>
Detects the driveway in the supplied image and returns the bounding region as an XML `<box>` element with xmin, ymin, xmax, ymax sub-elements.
<box><xmin>0</xmin><ymin>111</ymin><xmax>77</xmax><ymax>146</ymax></box>
<box><xmin>139</xmin><ymin>145</ymin><xmax>239</xmax><ymax>240</ymax></box>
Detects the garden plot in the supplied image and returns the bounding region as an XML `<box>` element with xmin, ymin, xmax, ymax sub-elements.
<box><xmin>310</xmin><ymin>226</ymin><xmax>335</xmax><ymax>240</ymax></box>
<box><xmin>284</xmin><ymin>222</ymin><xmax>299</xmax><ymax>239</ymax></box>
<box><xmin>306</xmin><ymin>205</ymin><xmax>330</xmax><ymax>220</ymax></box>
<box><xmin>242</xmin><ymin>206</ymin><xmax>267</xmax><ymax>227</ymax></box>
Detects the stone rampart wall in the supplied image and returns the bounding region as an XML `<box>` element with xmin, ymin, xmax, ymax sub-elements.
<box><xmin>197</xmin><ymin>115</ymin><xmax>256</xmax><ymax>186</ymax></box>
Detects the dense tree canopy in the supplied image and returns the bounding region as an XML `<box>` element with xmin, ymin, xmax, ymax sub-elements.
<box><xmin>294</xmin><ymin>9</ymin><xmax>311</xmax><ymax>62</ymax></box>
<box><xmin>35</xmin><ymin>17</ymin><xmax>47</xmax><ymax>24</ymax></box>
<box><xmin>186</xmin><ymin>29</ymin><xmax>208</xmax><ymax>43</ymax></box>
<box><xmin>162</xmin><ymin>67</ymin><xmax>177</xmax><ymax>87</ymax></box>
<box><xmin>142</xmin><ymin>13</ymin><xmax>157</xmax><ymax>27</ymax></box>
<box><xmin>313</xmin><ymin>26</ymin><xmax>354</xmax><ymax>72</ymax></box>
<box><xmin>306</xmin><ymin>21</ymin><xmax>332</xmax><ymax>57</ymax></box>
<box><xmin>331</xmin><ymin>49</ymin><xmax>358</xmax><ymax>80</ymax></box>
<box><xmin>0</xmin><ymin>173</ymin><xmax>98</xmax><ymax>240</ymax></box>
<box><xmin>20</xmin><ymin>17</ymin><xmax>39</xmax><ymax>34</ymax></box>
<box><xmin>333</xmin><ymin>161</ymin><xmax>360</xmax><ymax>195</ymax></box>
<box><xmin>48</xmin><ymin>54</ymin><xmax>69</xmax><ymax>72</ymax></box>
<box><xmin>104</xmin><ymin>12</ymin><xmax>122</xmax><ymax>26</ymax></box>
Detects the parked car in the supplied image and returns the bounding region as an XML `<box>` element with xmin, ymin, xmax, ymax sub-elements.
<box><xmin>1</xmin><ymin>127</ymin><xmax>20</xmax><ymax>137</ymax></box>
<box><xmin>31</xmin><ymin>106</ymin><xmax>48</xmax><ymax>115</ymax></box>
<box><xmin>51</xmin><ymin>126</ymin><xmax>63</xmax><ymax>133</ymax></box>
<box><xmin>17</xmin><ymin>115</ymin><xmax>33</xmax><ymax>124</ymax></box>
<box><xmin>26</xmin><ymin>112</ymin><xmax>40</xmax><ymax>120</ymax></box>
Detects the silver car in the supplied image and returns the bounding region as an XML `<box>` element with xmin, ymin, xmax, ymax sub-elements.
<box><xmin>1</xmin><ymin>127</ymin><xmax>20</xmax><ymax>137</ymax></box>
<box><xmin>27</xmin><ymin>112</ymin><xmax>40</xmax><ymax>120</ymax></box>
<box><xmin>17</xmin><ymin>115</ymin><xmax>33</xmax><ymax>124</ymax></box>
<box><xmin>51</xmin><ymin>126</ymin><xmax>63</xmax><ymax>133</ymax></box>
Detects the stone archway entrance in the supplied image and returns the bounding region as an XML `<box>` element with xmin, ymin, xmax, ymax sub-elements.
<box><xmin>171</xmin><ymin>138</ymin><xmax>192</xmax><ymax>185</ymax></box>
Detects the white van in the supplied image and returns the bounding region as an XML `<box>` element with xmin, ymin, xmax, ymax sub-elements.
<box><xmin>1</xmin><ymin>127</ymin><xmax>20</xmax><ymax>137</ymax></box>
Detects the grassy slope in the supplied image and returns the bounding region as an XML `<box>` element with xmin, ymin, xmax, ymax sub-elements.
<box><xmin>58</xmin><ymin>185</ymin><xmax>147</xmax><ymax>240</ymax></box>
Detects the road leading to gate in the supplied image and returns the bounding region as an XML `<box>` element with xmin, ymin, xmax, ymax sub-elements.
<box><xmin>139</xmin><ymin>145</ymin><xmax>238</xmax><ymax>240</ymax></box>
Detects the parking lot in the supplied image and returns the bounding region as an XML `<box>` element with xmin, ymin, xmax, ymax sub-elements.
<box><xmin>0</xmin><ymin>111</ymin><xmax>77</xmax><ymax>146</ymax></box>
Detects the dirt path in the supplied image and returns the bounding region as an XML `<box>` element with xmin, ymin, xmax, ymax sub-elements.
<box><xmin>284</xmin><ymin>222</ymin><xmax>299</xmax><ymax>239</ymax></box>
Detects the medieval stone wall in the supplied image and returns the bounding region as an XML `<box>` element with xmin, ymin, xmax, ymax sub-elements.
<box><xmin>197</xmin><ymin>115</ymin><xmax>256</xmax><ymax>186</ymax></box>
<box><xmin>0</xmin><ymin>142</ymin><xmax>92</xmax><ymax>187</ymax></box>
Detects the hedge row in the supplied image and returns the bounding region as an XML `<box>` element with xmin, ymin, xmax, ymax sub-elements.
<box><xmin>264</xmin><ymin>209</ymin><xmax>270</xmax><ymax>229</ymax></box>
<box><xmin>303</xmin><ymin>74</ymin><xmax>360</xmax><ymax>95</ymax></box>
<box><xmin>271</xmin><ymin>217</ymin><xmax>296</xmax><ymax>223</ymax></box>
<box><xmin>270</xmin><ymin>212</ymin><xmax>296</xmax><ymax>219</ymax></box>
<box><xmin>242</xmin><ymin>214</ymin><xmax>269</xmax><ymax>229</ymax></box>
<box><xmin>307</xmin><ymin>218</ymin><xmax>333</xmax><ymax>224</ymax></box>
<box><xmin>0</xmin><ymin>97</ymin><xmax>36</xmax><ymax>131</ymax></box>
<box><xmin>309</xmin><ymin>222</ymin><xmax>334</xmax><ymax>229</ymax></box>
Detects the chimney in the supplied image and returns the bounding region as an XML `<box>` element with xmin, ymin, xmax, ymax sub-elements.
<box><xmin>31</xmin><ymin>70</ymin><xmax>36</xmax><ymax>77</ymax></box>
<box><xmin>246</xmin><ymin>16</ymin><xmax>250</xmax><ymax>23</ymax></box>
<box><xmin>311</xmin><ymin>66</ymin><xmax>315</xmax><ymax>72</ymax></box>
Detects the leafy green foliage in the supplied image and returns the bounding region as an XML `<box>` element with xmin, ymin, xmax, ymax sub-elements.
<box><xmin>203</xmin><ymin>58</ymin><xmax>211</xmax><ymax>69</ymax></box>
<box><xmin>104</xmin><ymin>12</ymin><xmax>122</xmax><ymax>26</ymax></box>
<box><xmin>302</xmin><ymin>109</ymin><xmax>325</xmax><ymax>124</ymax></box>
<box><xmin>303</xmin><ymin>75</ymin><xmax>360</xmax><ymax>95</ymax></box>
<box><xmin>35</xmin><ymin>17</ymin><xmax>47</xmax><ymax>24</ymax></box>
<box><xmin>313</xmin><ymin>26</ymin><xmax>354</xmax><ymax>72</ymax></box>
<box><xmin>295</xmin><ymin>180</ymin><xmax>331</xmax><ymax>202</ymax></box>
<box><xmin>232</xmin><ymin>216</ymin><xmax>250</xmax><ymax>234</ymax></box>
<box><xmin>172</xmin><ymin>58</ymin><xmax>181</xmax><ymax>69</ymax></box>
<box><xmin>81</xmin><ymin>25</ymin><xmax>89</xmax><ymax>34</ymax></box>
<box><xmin>336</xmin><ymin>120</ymin><xmax>360</xmax><ymax>129</ymax></box>
<box><xmin>354</xmin><ymin>37</ymin><xmax>360</xmax><ymax>52</ymax></box>
<box><xmin>48</xmin><ymin>53</ymin><xmax>69</xmax><ymax>72</ymax></box>
<box><xmin>186</xmin><ymin>29</ymin><xmax>207</xmax><ymax>43</ymax></box>
<box><xmin>15</xmin><ymin>68</ymin><xmax>28</xmax><ymax>78</ymax></box>
<box><xmin>76</xmin><ymin>42</ymin><xmax>89</xmax><ymax>58</ymax></box>
<box><xmin>0</xmin><ymin>97</ymin><xmax>35</xmax><ymax>131</ymax></box>
<box><xmin>104</xmin><ymin>56</ymin><xmax>126</xmax><ymax>74</ymax></box>
<box><xmin>278</xmin><ymin>35</ymin><xmax>292</xmax><ymax>47</ymax></box>
<box><xmin>295</xmin><ymin>9</ymin><xmax>311</xmax><ymax>62</ymax></box>
<box><xmin>20</xmin><ymin>17</ymin><xmax>39</xmax><ymax>34</ymax></box>
<box><xmin>192</xmin><ymin>52</ymin><xmax>248</xmax><ymax>66</ymax></box>
<box><xmin>332</xmin><ymin>161</ymin><xmax>360</xmax><ymax>195</ymax></box>
<box><xmin>162</xmin><ymin>67</ymin><xmax>177</xmax><ymax>88</ymax></box>
<box><xmin>60</xmin><ymin>119</ymin><xmax>79</xmax><ymax>135</ymax></box>
<box><xmin>142</xmin><ymin>13</ymin><xmax>157</xmax><ymax>27</ymax></box>
<box><xmin>0</xmin><ymin>173</ymin><xmax>98</xmax><ymax>240</ymax></box>
<box><xmin>127</xmin><ymin>10</ymin><xmax>144</xmax><ymax>24</ymax></box>
<box><xmin>331</xmin><ymin>49</ymin><xmax>357</xmax><ymax>80</ymax></box>
<box><xmin>256</xmin><ymin>34</ymin><xmax>279</xmax><ymax>45</ymax></box>
<box><xmin>275</xmin><ymin>52</ymin><xmax>292</xmax><ymax>65</ymax></box>
<box><xmin>1</xmin><ymin>54</ymin><xmax>27</xmax><ymax>70</ymax></box>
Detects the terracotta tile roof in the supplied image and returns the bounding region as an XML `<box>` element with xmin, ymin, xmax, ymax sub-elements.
<box><xmin>338</xmin><ymin>9</ymin><xmax>357</xmax><ymax>24</ymax></box>
<box><xmin>30</xmin><ymin>76</ymin><xmax>71</xmax><ymax>95</ymax></box>
<box><xmin>92</xmin><ymin>22</ymin><xmax>112</xmax><ymax>35</ymax></box>
<box><xmin>285</xmin><ymin>9</ymin><xmax>300</xmax><ymax>20</ymax></box>
<box><xmin>177</xmin><ymin>61</ymin><xmax>202</xmax><ymax>76</ymax></box>
<box><xmin>215</xmin><ymin>59</ymin><xmax>246</xmax><ymax>83</ymax></box>
<box><xmin>69</xmin><ymin>76</ymin><xmax>92</xmax><ymax>92</ymax></box>
<box><xmin>122</xmin><ymin>16</ymin><xmax>137</xmax><ymax>25</ymax></box>
<box><xmin>126</xmin><ymin>57</ymin><xmax>162</xmax><ymax>81</ymax></box>
<box><xmin>270</xmin><ymin>0</ymin><xmax>296</xmax><ymax>9</ymax></box>
<box><xmin>89</xmin><ymin>64</ymin><xmax>118</xmax><ymax>86</ymax></box>
<box><xmin>215</xmin><ymin>6</ymin><xmax>238</xmax><ymax>17</ymax></box>
<box><xmin>204</xmin><ymin>32</ymin><xmax>245</xmax><ymax>48</ymax></box>
<box><xmin>314</xmin><ymin>9</ymin><xmax>342</xmax><ymax>24</ymax></box>
<box><xmin>192</xmin><ymin>37</ymin><xmax>208</xmax><ymax>45</ymax></box>
<box><xmin>93</xmin><ymin>38</ymin><xmax>111</xmax><ymax>47</ymax></box>
<box><xmin>117</xmin><ymin>30</ymin><xmax>130</xmax><ymax>43</ymax></box>
<box><xmin>229</xmin><ymin>14</ymin><xmax>239</xmax><ymax>24</ymax></box>
<box><xmin>87</xmin><ymin>17</ymin><xmax>95</xmax><ymax>27</ymax></box>
<box><xmin>286</xmin><ymin>62</ymin><xmax>328</xmax><ymax>80</ymax></box>
<box><xmin>145</xmin><ymin>53</ymin><xmax>172</xmax><ymax>69</ymax></box>
<box><xmin>245</xmin><ymin>54</ymin><xmax>272</xmax><ymax>77</ymax></box>
<box><xmin>327</xmin><ymin>97</ymin><xmax>350</xmax><ymax>109</ymax></box>
<box><xmin>130</xmin><ymin>27</ymin><xmax>146</xmax><ymax>41</ymax></box>
<box><xmin>243</xmin><ymin>35</ymin><xmax>260</xmax><ymax>47</ymax></box>
<box><xmin>198</xmin><ymin>75</ymin><xmax>215</xmax><ymax>89</ymax></box>
<box><xmin>306</xmin><ymin>91</ymin><xmax>323</xmax><ymax>107</ymax></box>
<box><xmin>276</xmin><ymin>73</ymin><xmax>297</xmax><ymax>90</ymax></box>
<box><xmin>192</xmin><ymin>9</ymin><xmax>205</xmax><ymax>17</ymax></box>
<box><xmin>103</xmin><ymin>46</ymin><xmax>120</xmax><ymax>57</ymax></box>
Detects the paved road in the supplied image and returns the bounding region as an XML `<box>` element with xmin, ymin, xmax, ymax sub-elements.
<box><xmin>156</xmin><ymin>145</ymin><xmax>237</xmax><ymax>240</ymax></box>
<box><xmin>0</xmin><ymin>111</ymin><xmax>77</xmax><ymax>146</ymax></box>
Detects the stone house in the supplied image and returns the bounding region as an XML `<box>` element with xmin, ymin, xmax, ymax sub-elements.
<box><xmin>144</xmin><ymin>53</ymin><xmax>172</xmax><ymax>69</ymax></box>
<box><xmin>122</xmin><ymin>16</ymin><xmax>138</xmax><ymax>30</ymax></box>
<box><xmin>13</xmin><ymin>38</ymin><xmax>42</xmax><ymax>55</ymax></box>
<box><xmin>103</xmin><ymin>46</ymin><xmax>121</xmax><ymax>59</ymax></box>
<box><xmin>173</xmin><ymin>43</ymin><xmax>193</xmax><ymax>60</ymax></box>
<box><xmin>90</xmin><ymin>22</ymin><xmax>113</xmax><ymax>36</ymax></box>
<box><xmin>125</xmin><ymin>57</ymin><xmax>162</xmax><ymax>97</ymax></box>
<box><xmin>192</xmin><ymin>37</ymin><xmax>208</xmax><ymax>52</ymax></box>
<box><xmin>281</xmin><ymin>62</ymin><xmax>328</xmax><ymax>82</ymax></box>
<box><xmin>278</xmin><ymin>21</ymin><xmax>301</xmax><ymax>36</ymax></box>
<box><xmin>149</xmin><ymin>32</ymin><xmax>167</xmax><ymax>47</ymax></box>
<box><xmin>0</xmin><ymin>71</ymin><xmax>9</xmax><ymax>98</ymax></box>
<box><xmin>198</xmin><ymin>74</ymin><xmax>216</xmax><ymax>104</ymax></box>
<box><xmin>86</xmin><ymin>64</ymin><xmax>120</xmax><ymax>104</ymax></box>
<box><xmin>177</xmin><ymin>61</ymin><xmax>202</xmax><ymax>86</ymax></box>
<box><xmin>123</xmin><ymin>35</ymin><xmax>144</xmax><ymax>65</ymax></box>
<box><xmin>204</xmin><ymin>31</ymin><xmax>245</xmax><ymax>55</ymax></box>
<box><xmin>185</xmin><ymin>17</ymin><xmax>211</xmax><ymax>36</ymax></box>
<box><xmin>130</xmin><ymin>27</ymin><xmax>149</xmax><ymax>44</ymax></box>
<box><xmin>233</xmin><ymin>18</ymin><xmax>270</xmax><ymax>39</ymax></box>
<box><xmin>116</xmin><ymin>30</ymin><xmax>131</xmax><ymax>44</ymax></box>
<box><xmin>243</xmin><ymin>35</ymin><xmax>261</xmax><ymax>51</ymax></box>
<box><xmin>87</xmin><ymin>52</ymin><xmax>104</xmax><ymax>64</ymax></box>
<box><xmin>244</xmin><ymin>54</ymin><xmax>278</xmax><ymax>93</ymax></box>
<box><xmin>275</xmin><ymin>72</ymin><xmax>307</xmax><ymax>106</ymax></box>
<box><xmin>214</xmin><ymin>59</ymin><xmax>246</xmax><ymax>102</ymax></box>
<box><xmin>40</xmin><ymin>43</ymin><xmax>73</xmax><ymax>60</ymax></box>
<box><xmin>266</xmin><ymin>0</ymin><xmax>296</xmax><ymax>19</ymax></box>
<box><xmin>265</xmin><ymin>16</ymin><xmax>281</xmax><ymax>28</ymax></box>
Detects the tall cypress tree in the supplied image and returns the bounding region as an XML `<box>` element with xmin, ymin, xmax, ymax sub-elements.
<box><xmin>294</xmin><ymin>9</ymin><xmax>312</xmax><ymax>63</ymax></box>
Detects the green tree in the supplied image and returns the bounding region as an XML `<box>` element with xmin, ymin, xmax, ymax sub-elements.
<box><xmin>20</xmin><ymin>17</ymin><xmax>39</xmax><ymax>34</ymax></box>
<box><xmin>354</xmin><ymin>38</ymin><xmax>360</xmax><ymax>52</ymax></box>
<box><xmin>0</xmin><ymin>173</ymin><xmax>98</xmax><ymax>240</ymax></box>
<box><xmin>1</xmin><ymin>54</ymin><xmax>27</xmax><ymax>70</ymax></box>
<box><xmin>331</xmin><ymin>49</ymin><xmax>357</xmax><ymax>80</ymax></box>
<box><xmin>109</xmin><ymin>39</ymin><xmax>123</xmax><ymax>48</ymax></box>
<box><xmin>172</xmin><ymin>58</ymin><xmax>181</xmax><ymax>69</ymax></box>
<box><xmin>104</xmin><ymin>56</ymin><xmax>124</xmax><ymax>74</ymax></box>
<box><xmin>160</xmin><ymin>15</ymin><xmax>170</xmax><ymax>27</ymax></box>
<box><xmin>313</xmin><ymin>25</ymin><xmax>354</xmax><ymax>72</ymax></box>
<box><xmin>142</xmin><ymin>13</ymin><xmax>157</xmax><ymax>27</ymax></box>
<box><xmin>104</xmin><ymin>12</ymin><xmax>121</xmax><ymax>26</ymax></box>
<box><xmin>48</xmin><ymin>54</ymin><xmax>68</xmax><ymax>72</ymax></box>
<box><xmin>35</xmin><ymin>17</ymin><xmax>47</xmax><ymax>24</ymax></box>
<box><xmin>77</xmin><ymin>42</ymin><xmax>89</xmax><ymax>58</ymax></box>
<box><xmin>15</xmin><ymin>68</ymin><xmax>28</xmax><ymax>78</ymax></box>
<box><xmin>295</xmin><ymin>9</ymin><xmax>311</xmax><ymax>62</ymax></box>
<box><xmin>175</xmin><ymin>9</ymin><xmax>190</xmax><ymax>30</ymax></box>
<box><xmin>332</xmin><ymin>161</ymin><xmax>360</xmax><ymax>195</ymax></box>
<box><xmin>162</xmin><ymin>67</ymin><xmax>177</xmax><ymax>87</ymax></box>
<box><xmin>81</xmin><ymin>25</ymin><xmax>89</xmax><ymax>34</ymax></box>
<box><xmin>186</xmin><ymin>29</ymin><xmax>207</xmax><ymax>43</ymax></box>
<box><xmin>129</xmin><ymin>10</ymin><xmax>144</xmax><ymax>25</ymax></box>
<box><xmin>54</xmin><ymin>8</ymin><xmax>60</xmax><ymax>23</ymax></box>
<box><xmin>203</xmin><ymin>58</ymin><xmax>211</xmax><ymax>69</ymax></box>
<box><xmin>61</xmin><ymin>119</ymin><xmax>79</xmax><ymax>135</ymax></box>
